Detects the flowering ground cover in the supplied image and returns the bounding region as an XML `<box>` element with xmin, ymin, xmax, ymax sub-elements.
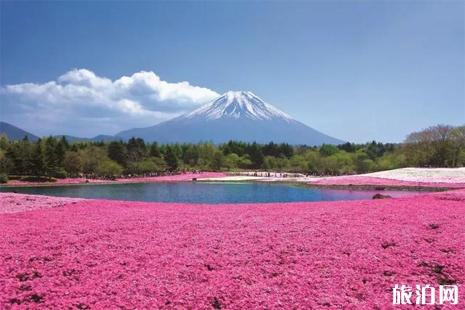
<box><xmin>365</xmin><ymin>168</ymin><xmax>465</xmax><ymax>184</ymax></box>
<box><xmin>309</xmin><ymin>175</ymin><xmax>465</xmax><ymax>189</ymax></box>
<box><xmin>1</xmin><ymin>189</ymin><xmax>464</xmax><ymax>308</ymax></box>
<box><xmin>0</xmin><ymin>193</ymin><xmax>82</xmax><ymax>214</ymax></box>
<box><xmin>4</xmin><ymin>172</ymin><xmax>226</xmax><ymax>187</ymax></box>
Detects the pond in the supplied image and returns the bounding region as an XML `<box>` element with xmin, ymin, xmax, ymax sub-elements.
<box><xmin>0</xmin><ymin>182</ymin><xmax>422</xmax><ymax>204</ymax></box>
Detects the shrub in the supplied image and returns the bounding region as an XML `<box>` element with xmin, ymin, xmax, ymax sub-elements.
<box><xmin>53</xmin><ymin>168</ymin><xmax>68</xmax><ymax>179</ymax></box>
<box><xmin>63</xmin><ymin>151</ymin><xmax>82</xmax><ymax>176</ymax></box>
<box><xmin>96</xmin><ymin>159</ymin><xmax>123</xmax><ymax>177</ymax></box>
<box><xmin>20</xmin><ymin>176</ymin><xmax>56</xmax><ymax>183</ymax></box>
<box><xmin>0</xmin><ymin>173</ymin><xmax>8</xmax><ymax>183</ymax></box>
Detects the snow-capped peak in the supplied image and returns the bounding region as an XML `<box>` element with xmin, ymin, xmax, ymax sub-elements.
<box><xmin>183</xmin><ymin>91</ymin><xmax>293</xmax><ymax>121</ymax></box>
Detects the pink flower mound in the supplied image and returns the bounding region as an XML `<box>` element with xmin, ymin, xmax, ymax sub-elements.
<box><xmin>0</xmin><ymin>193</ymin><xmax>82</xmax><ymax>214</ymax></box>
<box><xmin>1</xmin><ymin>191</ymin><xmax>465</xmax><ymax>308</ymax></box>
<box><xmin>5</xmin><ymin>172</ymin><xmax>226</xmax><ymax>187</ymax></box>
<box><xmin>311</xmin><ymin>176</ymin><xmax>465</xmax><ymax>189</ymax></box>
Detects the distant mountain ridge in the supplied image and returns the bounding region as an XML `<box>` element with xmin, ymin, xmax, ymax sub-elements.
<box><xmin>56</xmin><ymin>134</ymin><xmax>121</xmax><ymax>143</ymax></box>
<box><xmin>0</xmin><ymin>121</ymin><xmax>39</xmax><ymax>141</ymax></box>
<box><xmin>118</xmin><ymin>91</ymin><xmax>343</xmax><ymax>145</ymax></box>
<box><xmin>0</xmin><ymin>122</ymin><xmax>120</xmax><ymax>143</ymax></box>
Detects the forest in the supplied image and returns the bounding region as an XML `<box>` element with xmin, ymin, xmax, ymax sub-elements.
<box><xmin>0</xmin><ymin>124</ymin><xmax>463</xmax><ymax>183</ymax></box>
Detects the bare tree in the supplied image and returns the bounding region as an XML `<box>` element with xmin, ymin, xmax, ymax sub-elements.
<box><xmin>404</xmin><ymin>124</ymin><xmax>464</xmax><ymax>167</ymax></box>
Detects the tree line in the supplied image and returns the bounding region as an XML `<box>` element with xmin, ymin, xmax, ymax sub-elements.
<box><xmin>0</xmin><ymin>124</ymin><xmax>463</xmax><ymax>183</ymax></box>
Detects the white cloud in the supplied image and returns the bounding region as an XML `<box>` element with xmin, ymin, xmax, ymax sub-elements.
<box><xmin>0</xmin><ymin>69</ymin><xmax>220</xmax><ymax>137</ymax></box>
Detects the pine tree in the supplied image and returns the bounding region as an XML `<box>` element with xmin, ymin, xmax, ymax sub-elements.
<box><xmin>108</xmin><ymin>141</ymin><xmax>128</xmax><ymax>166</ymax></box>
<box><xmin>164</xmin><ymin>146</ymin><xmax>178</xmax><ymax>171</ymax></box>
<box><xmin>248</xmin><ymin>142</ymin><xmax>264</xmax><ymax>169</ymax></box>
<box><xmin>44</xmin><ymin>137</ymin><xmax>58</xmax><ymax>177</ymax></box>
<box><xmin>55</xmin><ymin>139</ymin><xmax>66</xmax><ymax>168</ymax></box>
<box><xmin>149</xmin><ymin>142</ymin><xmax>161</xmax><ymax>157</ymax></box>
<box><xmin>31</xmin><ymin>140</ymin><xmax>45</xmax><ymax>176</ymax></box>
<box><xmin>127</xmin><ymin>137</ymin><xmax>146</xmax><ymax>162</ymax></box>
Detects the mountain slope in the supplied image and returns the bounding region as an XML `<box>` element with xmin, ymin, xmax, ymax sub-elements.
<box><xmin>118</xmin><ymin>91</ymin><xmax>343</xmax><ymax>145</ymax></box>
<box><xmin>55</xmin><ymin>134</ymin><xmax>122</xmax><ymax>143</ymax></box>
<box><xmin>0</xmin><ymin>122</ymin><xmax>120</xmax><ymax>142</ymax></box>
<box><xmin>0</xmin><ymin>121</ymin><xmax>39</xmax><ymax>141</ymax></box>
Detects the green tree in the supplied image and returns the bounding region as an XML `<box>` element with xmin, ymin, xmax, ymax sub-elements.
<box><xmin>164</xmin><ymin>146</ymin><xmax>178</xmax><ymax>171</ymax></box>
<box><xmin>55</xmin><ymin>137</ymin><xmax>68</xmax><ymax>167</ymax></box>
<box><xmin>44</xmin><ymin>137</ymin><xmax>58</xmax><ymax>177</ymax></box>
<box><xmin>223</xmin><ymin>153</ymin><xmax>240</xmax><ymax>170</ymax></box>
<box><xmin>126</xmin><ymin>158</ymin><xmax>165</xmax><ymax>175</ymax></box>
<box><xmin>263</xmin><ymin>155</ymin><xmax>276</xmax><ymax>170</ymax></box>
<box><xmin>0</xmin><ymin>135</ymin><xmax>9</xmax><ymax>150</ymax></box>
<box><xmin>31</xmin><ymin>140</ymin><xmax>45</xmax><ymax>177</ymax></box>
<box><xmin>96</xmin><ymin>159</ymin><xmax>123</xmax><ymax>177</ymax></box>
<box><xmin>127</xmin><ymin>137</ymin><xmax>147</xmax><ymax>162</ymax></box>
<box><xmin>5</xmin><ymin>143</ymin><xmax>25</xmax><ymax>175</ymax></box>
<box><xmin>151</xmin><ymin>156</ymin><xmax>167</xmax><ymax>172</ymax></box>
<box><xmin>0</xmin><ymin>149</ymin><xmax>13</xmax><ymax>174</ymax></box>
<box><xmin>354</xmin><ymin>151</ymin><xmax>375</xmax><ymax>173</ymax></box>
<box><xmin>222</xmin><ymin>141</ymin><xmax>246</xmax><ymax>156</ymax></box>
<box><xmin>288</xmin><ymin>155</ymin><xmax>307</xmax><ymax>172</ymax></box>
<box><xmin>319</xmin><ymin>144</ymin><xmax>339</xmax><ymax>157</ymax></box>
<box><xmin>149</xmin><ymin>142</ymin><xmax>161</xmax><ymax>157</ymax></box>
<box><xmin>63</xmin><ymin>151</ymin><xmax>82</xmax><ymax>177</ymax></box>
<box><xmin>404</xmin><ymin>125</ymin><xmax>459</xmax><ymax>167</ymax></box>
<box><xmin>211</xmin><ymin>150</ymin><xmax>224</xmax><ymax>170</ymax></box>
<box><xmin>183</xmin><ymin>145</ymin><xmax>200</xmax><ymax>167</ymax></box>
<box><xmin>80</xmin><ymin>146</ymin><xmax>107</xmax><ymax>175</ymax></box>
<box><xmin>366</xmin><ymin>141</ymin><xmax>386</xmax><ymax>160</ymax></box>
<box><xmin>338</xmin><ymin>142</ymin><xmax>356</xmax><ymax>153</ymax></box>
<box><xmin>108</xmin><ymin>141</ymin><xmax>128</xmax><ymax>166</ymax></box>
<box><xmin>304</xmin><ymin>150</ymin><xmax>323</xmax><ymax>174</ymax></box>
<box><xmin>237</xmin><ymin>155</ymin><xmax>252</xmax><ymax>169</ymax></box>
<box><xmin>248</xmin><ymin>143</ymin><xmax>264</xmax><ymax>169</ymax></box>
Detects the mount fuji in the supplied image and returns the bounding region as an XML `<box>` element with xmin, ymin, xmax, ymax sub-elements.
<box><xmin>117</xmin><ymin>91</ymin><xmax>343</xmax><ymax>145</ymax></box>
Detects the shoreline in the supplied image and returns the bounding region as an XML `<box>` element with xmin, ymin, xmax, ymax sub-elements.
<box><xmin>3</xmin><ymin>168</ymin><xmax>464</xmax><ymax>192</ymax></box>
<box><xmin>2</xmin><ymin>178</ymin><xmax>460</xmax><ymax>192</ymax></box>
<box><xmin>2</xmin><ymin>171</ymin><xmax>465</xmax><ymax>213</ymax></box>
<box><xmin>0</xmin><ymin>172</ymin><xmax>226</xmax><ymax>188</ymax></box>
<box><xmin>200</xmin><ymin>178</ymin><xmax>452</xmax><ymax>192</ymax></box>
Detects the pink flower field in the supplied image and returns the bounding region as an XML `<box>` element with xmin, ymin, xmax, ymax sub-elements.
<box><xmin>0</xmin><ymin>193</ymin><xmax>82</xmax><ymax>214</ymax></box>
<box><xmin>309</xmin><ymin>175</ymin><xmax>465</xmax><ymax>189</ymax></box>
<box><xmin>1</xmin><ymin>189</ymin><xmax>464</xmax><ymax>309</ymax></box>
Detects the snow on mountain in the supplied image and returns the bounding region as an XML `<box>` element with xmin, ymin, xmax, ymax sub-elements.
<box><xmin>183</xmin><ymin>91</ymin><xmax>292</xmax><ymax>122</ymax></box>
<box><xmin>117</xmin><ymin>91</ymin><xmax>344</xmax><ymax>145</ymax></box>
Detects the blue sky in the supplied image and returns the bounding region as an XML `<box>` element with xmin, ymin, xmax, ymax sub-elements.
<box><xmin>1</xmin><ymin>1</ymin><xmax>464</xmax><ymax>142</ymax></box>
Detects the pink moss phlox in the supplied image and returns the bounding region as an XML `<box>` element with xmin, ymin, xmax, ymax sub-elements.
<box><xmin>1</xmin><ymin>189</ymin><xmax>464</xmax><ymax>308</ymax></box>
<box><xmin>310</xmin><ymin>175</ymin><xmax>465</xmax><ymax>189</ymax></box>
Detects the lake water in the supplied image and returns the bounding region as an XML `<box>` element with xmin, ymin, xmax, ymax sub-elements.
<box><xmin>0</xmin><ymin>182</ymin><xmax>422</xmax><ymax>204</ymax></box>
